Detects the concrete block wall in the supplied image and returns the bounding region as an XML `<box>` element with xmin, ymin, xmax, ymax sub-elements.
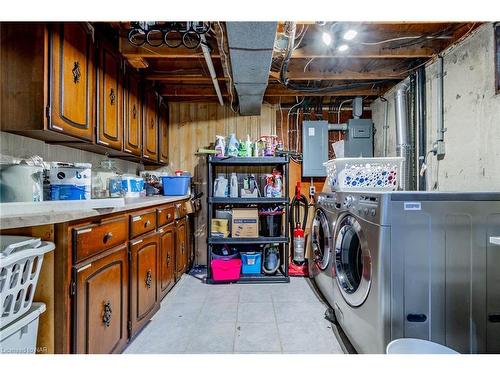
<box><xmin>0</xmin><ymin>131</ymin><xmax>140</xmax><ymax>174</ymax></box>
<box><xmin>371</xmin><ymin>23</ymin><xmax>500</xmax><ymax>191</ymax></box>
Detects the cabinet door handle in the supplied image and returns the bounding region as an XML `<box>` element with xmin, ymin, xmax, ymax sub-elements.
<box><xmin>109</xmin><ymin>88</ymin><xmax>116</xmax><ymax>106</ymax></box>
<box><xmin>102</xmin><ymin>300</ymin><xmax>112</xmax><ymax>327</ymax></box>
<box><xmin>132</xmin><ymin>104</ymin><xmax>137</xmax><ymax>119</ymax></box>
<box><xmin>167</xmin><ymin>213</ymin><xmax>172</xmax><ymax>220</ymax></box>
<box><xmin>166</xmin><ymin>254</ymin><xmax>170</xmax><ymax>266</ymax></box>
<box><xmin>150</xmin><ymin>118</ymin><xmax>154</xmax><ymax>129</ymax></box>
<box><xmin>144</xmin><ymin>220</ymin><xmax>151</xmax><ymax>228</ymax></box>
<box><xmin>72</xmin><ymin>61</ymin><xmax>81</xmax><ymax>84</ymax></box>
<box><xmin>145</xmin><ymin>269</ymin><xmax>152</xmax><ymax>289</ymax></box>
<box><xmin>103</xmin><ymin>232</ymin><xmax>113</xmax><ymax>244</ymax></box>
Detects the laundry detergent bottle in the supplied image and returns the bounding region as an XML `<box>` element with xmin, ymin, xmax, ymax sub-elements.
<box><xmin>227</xmin><ymin>133</ymin><xmax>239</xmax><ymax>157</ymax></box>
<box><xmin>230</xmin><ymin>173</ymin><xmax>239</xmax><ymax>197</ymax></box>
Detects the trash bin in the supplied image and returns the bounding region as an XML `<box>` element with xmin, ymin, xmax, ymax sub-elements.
<box><xmin>386</xmin><ymin>338</ymin><xmax>459</xmax><ymax>354</ymax></box>
<box><xmin>0</xmin><ymin>236</ymin><xmax>54</xmax><ymax>328</ymax></box>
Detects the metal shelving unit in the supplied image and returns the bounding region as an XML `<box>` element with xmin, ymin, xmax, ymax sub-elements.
<box><xmin>206</xmin><ymin>155</ymin><xmax>290</xmax><ymax>284</ymax></box>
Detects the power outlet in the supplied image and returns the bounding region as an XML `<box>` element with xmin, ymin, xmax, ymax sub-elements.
<box><xmin>309</xmin><ymin>185</ymin><xmax>316</xmax><ymax>197</ymax></box>
<box><xmin>435</xmin><ymin>140</ymin><xmax>446</xmax><ymax>159</ymax></box>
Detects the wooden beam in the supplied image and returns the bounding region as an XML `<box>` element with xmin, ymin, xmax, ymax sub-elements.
<box><xmin>289</xmin><ymin>44</ymin><xmax>438</xmax><ymax>59</ymax></box>
<box><xmin>145</xmin><ymin>74</ymin><xmax>224</xmax><ymax>81</ymax></box>
<box><xmin>159</xmin><ymin>85</ymin><xmax>227</xmax><ymax>96</ymax></box>
<box><xmin>119</xmin><ymin>36</ymin><xmax>220</xmax><ymax>59</ymax></box>
<box><xmin>264</xmin><ymin>86</ymin><xmax>385</xmax><ymax>96</ymax></box>
<box><xmin>127</xmin><ymin>57</ymin><xmax>149</xmax><ymax>69</ymax></box>
<box><xmin>269</xmin><ymin>70</ymin><xmax>404</xmax><ymax>81</ymax></box>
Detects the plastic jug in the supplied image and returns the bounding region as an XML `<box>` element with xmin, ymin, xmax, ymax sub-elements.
<box><xmin>214</xmin><ymin>174</ymin><xmax>228</xmax><ymax>197</ymax></box>
<box><xmin>230</xmin><ymin>173</ymin><xmax>239</xmax><ymax>198</ymax></box>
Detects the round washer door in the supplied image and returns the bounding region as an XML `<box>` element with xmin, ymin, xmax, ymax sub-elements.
<box><xmin>311</xmin><ymin>209</ymin><xmax>331</xmax><ymax>270</ymax></box>
<box><xmin>334</xmin><ymin>215</ymin><xmax>372</xmax><ymax>307</ymax></box>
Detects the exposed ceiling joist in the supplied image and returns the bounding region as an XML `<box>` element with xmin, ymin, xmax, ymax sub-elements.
<box><xmin>145</xmin><ymin>74</ymin><xmax>224</xmax><ymax>81</ymax></box>
<box><xmin>269</xmin><ymin>70</ymin><xmax>404</xmax><ymax>81</ymax></box>
<box><xmin>289</xmin><ymin>45</ymin><xmax>437</xmax><ymax>59</ymax></box>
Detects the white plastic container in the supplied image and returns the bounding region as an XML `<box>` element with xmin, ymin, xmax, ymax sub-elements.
<box><xmin>0</xmin><ymin>303</ymin><xmax>46</xmax><ymax>354</ymax></box>
<box><xmin>0</xmin><ymin>236</ymin><xmax>54</xmax><ymax>328</ymax></box>
<box><xmin>47</xmin><ymin>162</ymin><xmax>92</xmax><ymax>200</ymax></box>
<box><xmin>324</xmin><ymin>157</ymin><xmax>404</xmax><ymax>191</ymax></box>
<box><xmin>386</xmin><ymin>338</ymin><xmax>459</xmax><ymax>354</ymax></box>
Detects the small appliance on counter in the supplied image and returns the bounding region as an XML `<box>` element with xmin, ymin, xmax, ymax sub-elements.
<box><xmin>46</xmin><ymin>162</ymin><xmax>91</xmax><ymax>200</ymax></box>
<box><xmin>92</xmin><ymin>159</ymin><xmax>123</xmax><ymax>199</ymax></box>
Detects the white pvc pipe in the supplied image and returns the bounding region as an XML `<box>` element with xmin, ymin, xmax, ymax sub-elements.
<box><xmin>200</xmin><ymin>34</ymin><xmax>224</xmax><ymax>106</ymax></box>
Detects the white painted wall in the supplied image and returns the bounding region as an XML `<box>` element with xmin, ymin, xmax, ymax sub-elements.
<box><xmin>0</xmin><ymin>131</ymin><xmax>140</xmax><ymax>174</ymax></box>
<box><xmin>371</xmin><ymin>23</ymin><xmax>500</xmax><ymax>191</ymax></box>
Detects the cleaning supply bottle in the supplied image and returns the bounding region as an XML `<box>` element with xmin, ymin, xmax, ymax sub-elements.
<box><xmin>238</xmin><ymin>139</ymin><xmax>247</xmax><ymax>157</ymax></box>
<box><xmin>215</xmin><ymin>135</ymin><xmax>226</xmax><ymax>157</ymax></box>
<box><xmin>227</xmin><ymin>133</ymin><xmax>239</xmax><ymax>157</ymax></box>
<box><xmin>230</xmin><ymin>173</ymin><xmax>239</xmax><ymax>197</ymax></box>
<box><xmin>245</xmin><ymin>135</ymin><xmax>253</xmax><ymax>157</ymax></box>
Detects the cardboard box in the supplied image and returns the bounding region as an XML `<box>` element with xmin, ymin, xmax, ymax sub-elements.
<box><xmin>231</xmin><ymin>208</ymin><xmax>258</xmax><ymax>237</ymax></box>
<box><xmin>211</xmin><ymin>218</ymin><xmax>229</xmax><ymax>238</ymax></box>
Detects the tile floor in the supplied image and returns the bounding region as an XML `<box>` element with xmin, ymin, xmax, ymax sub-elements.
<box><xmin>124</xmin><ymin>269</ymin><xmax>344</xmax><ymax>354</ymax></box>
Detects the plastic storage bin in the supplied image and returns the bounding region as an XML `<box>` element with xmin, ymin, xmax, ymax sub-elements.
<box><xmin>259</xmin><ymin>209</ymin><xmax>283</xmax><ymax>237</ymax></box>
<box><xmin>386</xmin><ymin>338</ymin><xmax>459</xmax><ymax>354</ymax></box>
<box><xmin>162</xmin><ymin>176</ymin><xmax>191</xmax><ymax>196</ymax></box>
<box><xmin>0</xmin><ymin>303</ymin><xmax>45</xmax><ymax>354</ymax></box>
<box><xmin>211</xmin><ymin>259</ymin><xmax>242</xmax><ymax>282</ymax></box>
<box><xmin>241</xmin><ymin>252</ymin><xmax>262</xmax><ymax>274</ymax></box>
<box><xmin>0</xmin><ymin>236</ymin><xmax>55</xmax><ymax>327</ymax></box>
<box><xmin>324</xmin><ymin>157</ymin><xmax>404</xmax><ymax>191</ymax></box>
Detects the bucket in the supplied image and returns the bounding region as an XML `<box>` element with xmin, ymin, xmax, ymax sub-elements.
<box><xmin>386</xmin><ymin>338</ymin><xmax>459</xmax><ymax>354</ymax></box>
<box><xmin>211</xmin><ymin>259</ymin><xmax>242</xmax><ymax>282</ymax></box>
<box><xmin>241</xmin><ymin>252</ymin><xmax>262</xmax><ymax>274</ymax></box>
<box><xmin>211</xmin><ymin>246</ymin><xmax>239</xmax><ymax>261</ymax></box>
<box><xmin>162</xmin><ymin>176</ymin><xmax>191</xmax><ymax>196</ymax></box>
<box><xmin>259</xmin><ymin>209</ymin><xmax>283</xmax><ymax>237</ymax></box>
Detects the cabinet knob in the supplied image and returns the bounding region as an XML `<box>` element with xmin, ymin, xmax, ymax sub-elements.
<box><xmin>144</xmin><ymin>220</ymin><xmax>151</xmax><ymax>228</ymax></box>
<box><xmin>167</xmin><ymin>213</ymin><xmax>172</xmax><ymax>220</ymax></box>
<box><xmin>145</xmin><ymin>269</ymin><xmax>152</xmax><ymax>289</ymax></box>
<box><xmin>72</xmin><ymin>61</ymin><xmax>81</xmax><ymax>84</ymax></box>
<box><xmin>109</xmin><ymin>88</ymin><xmax>116</xmax><ymax>106</ymax></box>
<box><xmin>102</xmin><ymin>300</ymin><xmax>112</xmax><ymax>327</ymax></box>
<box><xmin>103</xmin><ymin>232</ymin><xmax>113</xmax><ymax>244</ymax></box>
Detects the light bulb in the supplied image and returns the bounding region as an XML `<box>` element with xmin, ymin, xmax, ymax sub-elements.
<box><xmin>338</xmin><ymin>44</ymin><xmax>349</xmax><ymax>52</ymax></box>
<box><xmin>343</xmin><ymin>29</ymin><xmax>358</xmax><ymax>40</ymax></box>
<box><xmin>322</xmin><ymin>31</ymin><xmax>332</xmax><ymax>46</ymax></box>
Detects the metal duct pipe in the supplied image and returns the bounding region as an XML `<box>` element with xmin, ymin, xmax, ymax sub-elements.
<box><xmin>434</xmin><ymin>55</ymin><xmax>446</xmax><ymax>159</ymax></box>
<box><xmin>381</xmin><ymin>97</ymin><xmax>389</xmax><ymax>157</ymax></box>
<box><xmin>200</xmin><ymin>34</ymin><xmax>224</xmax><ymax>106</ymax></box>
<box><xmin>394</xmin><ymin>80</ymin><xmax>411</xmax><ymax>190</ymax></box>
<box><xmin>416</xmin><ymin>66</ymin><xmax>427</xmax><ymax>190</ymax></box>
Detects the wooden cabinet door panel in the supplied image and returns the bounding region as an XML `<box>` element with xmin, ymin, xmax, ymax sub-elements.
<box><xmin>158</xmin><ymin>100</ymin><xmax>169</xmax><ymax>164</ymax></box>
<box><xmin>130</xmin><ymin>232</ymin><xmax>160</xmax><ymax>336</ymax></box>
<box><xmin>159</xmin><ymin>224</ymin><xmax>175</xmax><ymax>299</ymax></box>
<box><xmin>124</xmin><ymin>73</ymin><xmax>142</xmax><ymax>155</ymax></box>
<box><xmin>74</xmin><ymin>244</ymin><xmax>128</xmax><ymax>354</ymax></box>
<box><xmin>50</xmin><ymin>23</ymin><xmax>95</xmax><ymax>141</ymax></box>
<box><xmin>97</xmin><ymin>42</ymin><xmax>122</xmax><ymax>149</ymax></box>
<box><xmin>142</xmin><ymin>86</ymin><xmax>158</xmax><ymax>161</ymax></box>
<box><xmin>175</xmin><ymin>219</ymin><xmax>187</xmax><ymax>278</ymax></box>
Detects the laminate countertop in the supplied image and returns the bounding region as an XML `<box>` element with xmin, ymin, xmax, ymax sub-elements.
<box><xmin>0</xmin><ymin>195</ymin><xmax>190</xmax><ymax>230</ymax></box>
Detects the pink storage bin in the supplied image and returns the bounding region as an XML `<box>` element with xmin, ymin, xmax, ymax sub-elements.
<box><xmin>211</xmin><ymin>259</ymin><xmax>242</xmax><ymax>282</ymax></box>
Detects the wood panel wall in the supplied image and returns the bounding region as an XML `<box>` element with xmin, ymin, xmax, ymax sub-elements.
<box><xmin>168</xmin><ymin>103</ymin><xmax>277</xmax><ymax>265</ymax></box>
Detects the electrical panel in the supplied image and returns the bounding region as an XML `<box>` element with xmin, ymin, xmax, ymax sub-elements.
<box><xmin>302</xmin><ymin>120</ymin><xmax>328</xmax><ymax>177</ymax></box>
<box><xmin>344</xmin><ymin>119</ymin><xmax>374</xmax><ymax>157</ymax></box>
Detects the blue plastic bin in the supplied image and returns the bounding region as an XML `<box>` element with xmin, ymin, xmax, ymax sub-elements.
<box><xmin>50</xmin><ymin>184</ymin><xmax>88</xmax><ymax>200</ymax></box>
<box><xmin>241</xmin><ymin>252</ymin><xmax>262</xmax><ymax>274</ymax></box>
<box><xmin>162</xmin><ymin>176</ymin><xmax>191</xmax><ymax>196</ymax></box>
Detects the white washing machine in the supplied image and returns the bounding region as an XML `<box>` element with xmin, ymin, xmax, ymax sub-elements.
<box><xmin>331</xmin><ymin>191</ymin><xmax>500</xmax><ymax>354</ymax></box>
<box><xmin>308</xmin><ymin>193</ymin><xmax>338</xmax><ymax>307</ymax></box>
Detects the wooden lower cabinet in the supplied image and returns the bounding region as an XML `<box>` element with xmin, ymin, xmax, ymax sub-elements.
<box><xmin>159</xmin><ymin>224</ymin><xmax>176</xmax><ymax>299</ymax></box>
<box><xmin>175</xmin><ymin>217</ymin><xmax>187</xmax><ymax>280</ymax></box>
<box><xmin>129</xmin><ymin>231</ymin><xmax>160</xmax><ymax>337</ymax></box>
<box><xmin>73</xmin><ymin>244</ymin><xmax>129</xmax><ymax>354</ymax></box>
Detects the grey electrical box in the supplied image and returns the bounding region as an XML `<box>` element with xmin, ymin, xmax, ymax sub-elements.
<box><xmin>344</xmin><ymin>119</ymin><xmax>374</xmax><ymax>157</ymax></box>
<box><xmin>302</xmin><ymin>120</ymin><xmax>328</xmax><ymax>177</ymax></box>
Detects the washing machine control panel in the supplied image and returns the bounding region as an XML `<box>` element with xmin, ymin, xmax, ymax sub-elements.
<box><xmin>354</xmin><ymin>195</ymin><xmax>380</xmax><ymax>221</ymax></box>
<box><xmin>343</xmin><ymin>195</ymin><xmax>355</xmax><ymax>208</ymax></box>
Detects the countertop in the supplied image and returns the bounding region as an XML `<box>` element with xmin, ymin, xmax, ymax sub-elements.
<box><xmin>0</xmin><ymin>195</ymin><xmax>190</xmax><ymax>230</ymax></box>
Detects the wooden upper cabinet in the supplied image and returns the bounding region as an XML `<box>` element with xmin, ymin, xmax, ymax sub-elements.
<box><xmin>158</xmin><ymin>99</ymin><xmax>169</xmax><ymax>164</ymax></box>
<box><xmin>73</xmin><ymin>244</ymin><xmax>128</xmax><ymax>354</ymax></box>
<box><xmin>124</xmin><ymin>72</ymin><xmax>142</xmax><ymax>156</ymax></box>
<box><xmin>97</xmin><ymin>41</ymin><xmax>123</xmax><ymax>150</ymax></box>
<box><xmin>142</xmin><ymin>85</ymin><xmax>159</xmax><ymax>161</ymax></box>
<box><xmin>49</xmin><ymin>23</ymin><xmax>95</xmax><ymax>141</ymax></box>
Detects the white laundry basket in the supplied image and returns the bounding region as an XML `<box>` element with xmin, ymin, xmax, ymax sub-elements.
<box><xmin>0</xmin><ymin>236</ymin><xmax>54</xmax><ymax>328</ymax></box>
<box><xmin>386</xmin><ymin>338</ymin><xmax>459</xmax><ymax>354</ymax></box>
<box><xmin>0</xmin><ymin>302</ymin><xmax>46</xmax><ymax>354</ymax></box>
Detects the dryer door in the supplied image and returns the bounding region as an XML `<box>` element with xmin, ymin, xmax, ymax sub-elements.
<box><xmin>334</xmin><ymin>214</ymin><xmax>372</xmax><ymax>307</ymax></box>
<box><xmin>311</xmin><ymin>209</ymin><xmax>331</xmax><ymax>270</ymax></box>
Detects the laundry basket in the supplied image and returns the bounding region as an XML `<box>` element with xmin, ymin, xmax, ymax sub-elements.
<box><xmin>324</xmin><ymin>157</ymin><xmax>404</xmax><ymax>191</ymax></box>
<box><xmin>0</xmin><ymin>236</ymin><xmax>54</xmax><ymax>328</ymax></box>
<box><xmin>386</xmin><ymin>338</ymin><xmax>459</xmax><ymax>354</ymax></box>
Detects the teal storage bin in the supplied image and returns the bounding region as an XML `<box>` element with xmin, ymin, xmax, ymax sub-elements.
<box><xmin>162</xmin><ymin>176</ymin><xmax>191</xmax><ymax>196</ymax></box>
<box><xmin>241</xmin><ymin>252</ymin><xmax>262</xmax><ymax>274</ymax></box>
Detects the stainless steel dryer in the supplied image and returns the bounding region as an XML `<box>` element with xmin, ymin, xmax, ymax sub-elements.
<box><xmin>308</xmin><ymin>193</ymin><xmax>338</xmax><ymax>307</ymax></box>
<box><xmin>331</xmin><ymin>191</ymin><xmax>500</xmax><ymax>354</ymax></box>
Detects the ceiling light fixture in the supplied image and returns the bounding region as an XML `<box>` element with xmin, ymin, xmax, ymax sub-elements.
<box><xmin>322</xmin><ymin>31</ymin><xmax>332</xmax><ymax>46</ymax></box>
<box><xmin>343</xmin><ymin>29</ymin><xmax>358</xmax><ymax>41</ymax></box>
<box><xmin>338</xmin><ymin>44</ymin><xmax>349</xmax><ymax>52</ymax></box>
